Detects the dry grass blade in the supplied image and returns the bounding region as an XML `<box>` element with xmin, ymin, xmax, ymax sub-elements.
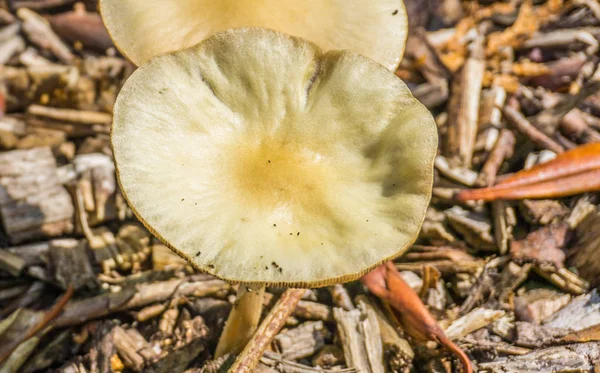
<box><xmin>362</xmin><ymin>262</ymin><xmax>473</xmax><ymax>373</ymax></box>
<box><xmin>457</xmin><ymin>143</ymin><xmax>600</xmax><ymax>201</ymax></box>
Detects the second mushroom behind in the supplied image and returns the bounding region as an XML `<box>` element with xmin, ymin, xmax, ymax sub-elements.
<box><xmin>99</xmin><ymin>0</ymin><xmax>408</xmax><ymax>70</ymax></box>
<box><xmin>111</xmin><ymin>27</ymin><xmax>437</xmax><ymax>357</ymax></box>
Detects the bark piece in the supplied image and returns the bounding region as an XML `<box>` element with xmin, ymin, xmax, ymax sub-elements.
<box><xmin>113</xmin><ymin>326</ymin><xmax>153</xmax><ymax>371</ymax></box>
<box><xmin>502</xmin><ymin>105</ymin><xmax>564</xmax><ymax>153</ymax></box>
<box><xmin>329</xmin><ymin>284</ymin><xmax>354</xmax><ymax>311</ymax></box>
<box><xmin>48</xmin><ymin>238</ymin><xmax>96</xmax><ymax>290</ymax></box>
<box><xmin>0</xmin><ymin>147</ymin><xmax>74</xmax><ymax>244</ymax></box>
<box><xmin>510</xmin><ymin>223</ymin><xmax>570</xmax><ymax>267</ymax></box>
<box><xmin>445</xmin><ymin>206</ymin><xmax>496</xmax><ymax>251</ymax></box>
<box><xmin>293</xmin><ymin>300</ymin><xmax>333</xmax><ymax>321</ymax></box>
<box><xmin>568</xmin><ymin>206</ymin><xmax>600</xmax><ymax>286</ymax></box>
<box><xmin>333</xmin><ymin>304</ymin><xmax>384</xmax><ymax>373</ymax></box>
<box><xmin>355</xmin><ymin>295</ymin><xmax>414</xmax><ymax>372</ymax></box>
<box><xmin>514</xmin><ymin>289</ymin><xmax>571</xmax><ymax>324</ymax></box>
<box><xmin>0</xmin><ymin>248</ymin><xmax>26</xmax><ymax>276</ymax></box>
<box><xmin>544</xmin><ymin>289</ymin><xmax>600</xmax><ymax>331</ymax></box>
<box><xmin>514</xmin><ymin>321</ymin><xmax>570</xmax><ymax>348</ymax></box>
<box><xmin>519</xmin><ymin>199</ymin><xmax>569</xmax><ymax>225</ymax></box>
<box><xmin>274</xmin><ymin>321</ymin><xmax>330</xmax><ymax>360</ymax></box>
<box><xmin>435</xmin><ymin>155</ymin><xmax>479</xmax><ymax>186</ymax></box>
<box><xmin>446</xmin><ymin>38</ymin><xmax>485</xmax><ymax>167</ymax></box>
<box><xmin>147</xmin><ymin>317</ymin><xmax>209</xmax><ymax>373</ymax></box>
<box><xmin>444</xmin><ymin>308</ymin><xmax>506</xmax><ymax>341</ymax></box>
<box><xmin>492</xmin><ymin>200</ymin><xmax>516</xmax><ymax>255</ymax></box>
<box><xmin>478</xmin><ymin>341</ymin><xmax>600</xmax><ymax>372</ymax></box>
<box><xmin>48</xmin><ymin>8</ymin><xmax>113</xmax><ymax>52</ymax></box>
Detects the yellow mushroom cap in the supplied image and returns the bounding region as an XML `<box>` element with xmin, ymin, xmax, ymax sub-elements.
<box><xmin>112</xmin><ymin>28</ymin><xmax>437</xmax><ymax>287</ymax></box>
<box><xmin>99</xmin><ymin>0</ymin><xmax>407</xmax><ymax>71</ymax></box>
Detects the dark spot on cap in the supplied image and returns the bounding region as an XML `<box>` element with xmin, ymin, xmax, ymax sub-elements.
<box><xmin>265</xmin><ymin>266</ymin><xmax>269</xmax><ymax>270</ymax></box>
<box><xmin>392</xmin><ymin>9</ymin><xmax>398</xmax><ymax>15</ymax></box>
<box><xmin>207</xmin><ymin>264</ymin><xmax>215</xmax><ymax>269</ymax></box>
<box><xmin>297</xmin><ymin>232</ymin><xmax>300</xmax><ymax>236</ymax></box>
<box><xmin>195</xmin><ymin>251</ymin><xmax>201</xmax><ymax>257</ymax></box>
<box><xmin>278</xmin><ymin>268</ymin><xmax>283</xmax><ymax>273</ymax></box>
<box><xmin>273</xmin><ymin>224</ymin><xmax>277</xmax><ymax>227</ymax></box>
<box><xmin>181</xmin><ymin>198</ymin><xmax>184</xmax><ymax>201</ymax></box>
<box><xmin>268</xmin><ymin>160</ymin><xmax>271</xmax><ymax>163</ymax></box>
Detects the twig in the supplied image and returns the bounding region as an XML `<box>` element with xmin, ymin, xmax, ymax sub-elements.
<box><xmin>0</xmin><ymin>284</ymin><xmax>74</xmax><ymax>364</ymax></box>
<box><xmin>502</xmin><ymin>105</ymin><xmax>564</xmax><ymax>153</ymax></box>
<box><xmin>229</xmin><ymin>288</ymin><xmax>305</xmax><ymax>373</ymax></box>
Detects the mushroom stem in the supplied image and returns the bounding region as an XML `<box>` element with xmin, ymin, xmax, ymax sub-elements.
<box><xmin>215</xmin><ymin>285</ymin><xmax>266</xmax><ymax>358</ymax></box>
<box><xmin>229</xmin><ymin>288</ymin><xmax>306</xmax><ymax>373</ymax></box>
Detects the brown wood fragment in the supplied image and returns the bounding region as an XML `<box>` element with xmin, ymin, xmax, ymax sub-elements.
<box><xmin>333</xmin><ymin>305</ymin><xmax>384</xmax><ymax>373</ymax></box>
<box><xmin>53</xmin><ymin>277</ymin><xmax>229</xmax><ymax>327</ymax></box>
<box><xmin>544</xmin><ymin>289</ymin><xmax>600</xmax><ymax>331</ymax></box>
<box><xmin>311</xmin><ymin>345</ymin><xmax>345</xmax><ymax>369</ymax></box>
<box><xmin>479</xmin><ymin>129</ymin><xmax>516</xmax><ymax>187</ymax></box>
<box><xmin>48</xmin><ymin>7</ymin><xmax>113</xmax><ymax>52</ymax></box>
<box><xmin>274</xmin><ymin>321</ymin><xmax>330</xmax><ymax>360</ymax></box>
<box><xmin>568</xmin><ymin>206</ymin><xmax>600</xmax><ymax>286</ymax></box>
<box><xmin>444</xmin><ymin>308</ymin><xmax>506</xmax><ymax>341</ymax></box>
<box><xmin>48</xmin><ymin>238</ymin><xmax>96</xmax><ymax>290</ymax></box>
<box><xmin>0</xmin><ymin>248</ymin><xmax>26</xmax><ymax>276</ymax></box>
<box><xmin>502</xmin><ymin>105</ymin><xmax>564</xmax><ymax>153</ymax></box>
<box><xmin>514</xmin><ymin>321</ymin><xmax>570</xmax><ymax>348</ymax></box>
<box><xmin>328</xmin><ymin>284</ymin><xmax>354</xmax><ymax>310</ymax></box>
<box><xmin>510</xmin><ymin>223</ymin><xmax>569</xmax><ymax>267</ymax></box>
<box><xmin>355</xmin><ymin>295</ymin><xmax>414</xmax><ymax>372</ymax></box>
<box><xmin>112</xmin><ymin>326</ymin><xmax>148</xmax><ymax>371</ymax></box>
<box><xmin>17</xmin><ymin>8</ymin><xmax>74</xmax><ymax>63</ymax></box>
<box><xmin>293</xmin><ymin>300</ymin><xmax>333</xmax><ymax>321</ymax></box>
<box><xmin>478</xmin><ymin>341</ymin><xmax>600</xmax><ymax>372</ymax></box>
<box><xmin>0</xmin><ymin>147</ymin><xmax>74</xmax><ymax>243</ymax></box>
<box><xmin>445</xmin><ymin>206</ymin><xmax>496</xmax><ymax>251</ymax></box>
<box><xmin>519</xmin><ymin>199</ymin><xmax>569</xmax><ymax>225</ymax></box>
<box><xmin>28</xmin><ymin>104</ymin><xmax>112</xmax><ymax>124</ymax></box>
<box><xmin>514</xmin><ymin>289</ymin><xmax>571</xmax><ymax>324</ymax></box>
<box><xmin>446</xmin><ymin>37</ymin><xmax>485</xmax><ymax>167</ymax></box>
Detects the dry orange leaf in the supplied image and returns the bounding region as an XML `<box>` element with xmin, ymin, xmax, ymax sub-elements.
<box><xmin>362</xmin><ymin>262</ymin><xmax>473</xmax><ymax>373</ymax></box>
<box><xmin>456</xmin><ymin>143</ymin><xmax>600</xmax><ymax>201</ymax></box>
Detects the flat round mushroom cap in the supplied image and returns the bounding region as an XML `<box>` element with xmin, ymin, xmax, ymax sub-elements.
<box><xmin>99</xmin><ymin>0</ymin><xmax>407</xmax><ymax>71</ymax></box>
<box><xmin>112</xmin><ymin>28</ymin><xmax>437</xmax><ymax>287</ymax></box>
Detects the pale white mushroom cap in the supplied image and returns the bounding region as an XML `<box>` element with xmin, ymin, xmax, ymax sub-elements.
<box><xmin>99</xmin><ymin>0</ymin><xmax>407</xmax><ymax>70</ymax></box>
<box><xmin>112</xmin><ymin>28</ymin><xmax>437</xmax><ymax>287</ymax></box>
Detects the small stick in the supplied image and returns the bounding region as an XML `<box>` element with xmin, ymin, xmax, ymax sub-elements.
<box><xmin>229</xmin><ymin>288</ymin><xmax>305</xmax><ymax>373</ymax></box>
<box><xmin>479</xmin><ymin>129</ymin><xmax>516</xmax><ymax>186</ymax></box>
<box><xmin>502</xmin><ymin>105</ymin><xmax>564</xmax><ymax>153</ymax></box>
<box><xmin>28</xmin><ymin>105</ymin><xmax>112</xmax><ymax>124</ymax></box>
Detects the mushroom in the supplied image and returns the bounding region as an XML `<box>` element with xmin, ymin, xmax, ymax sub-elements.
<box><xmin>99</xmin><ymin>0</ymin><xmax>407</xmax><ymax>70</ymax></box>
<box><xmin>111</xmin><ymin>28</ymin><xmax>437</xmax><ymax>362</ymax></box>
